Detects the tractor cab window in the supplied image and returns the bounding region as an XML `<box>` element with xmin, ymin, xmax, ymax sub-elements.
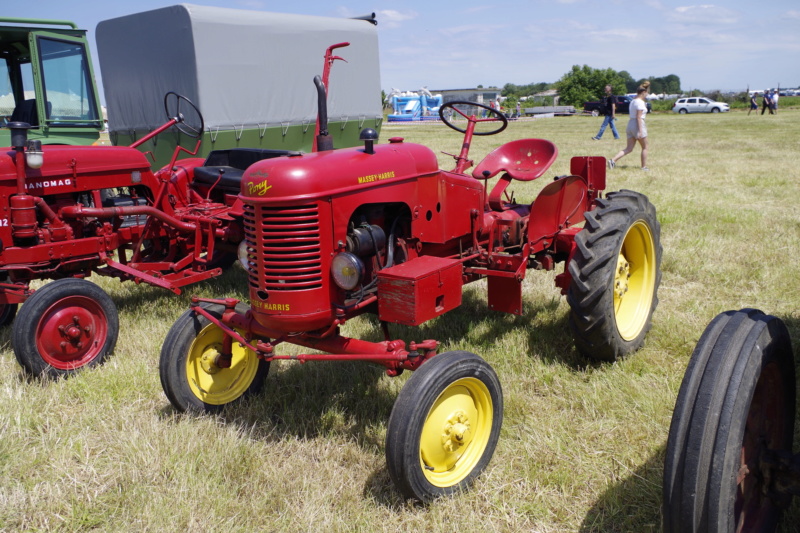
<box><xmin>0</xmin><ymin>57</ymin><xmax>12</xmax><ymax>121</ymax></box>
<box><xmin>36</xmin><ymin>36</ymin><xmax>99</xmax><ymax>124</ymax></box>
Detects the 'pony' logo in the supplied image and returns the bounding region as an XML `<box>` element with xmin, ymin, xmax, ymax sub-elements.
<box><xmin>248</xmin><ymin>180</ymin><xmax>272</xmax><ymax>196</ymax></box>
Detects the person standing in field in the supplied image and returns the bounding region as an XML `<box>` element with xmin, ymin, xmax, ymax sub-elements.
<box><xmin>592</xmin><ymin>85</ymin><xmax>619</xmax><ymax>140</ymax></box>
<box><xmin>761</xmin><ymin>90</ymin><xmax>774</xmax><ymax>115</ymax></box>
<box><xmin>608</xmin><ymin>81</ymin><xmax>650</xmax><ymax>171</ymax></box>
<box><xmin>748</xmin><ymin>93</ymin><xmax>758</xmax><ymax>115</ymax></box>
<box><xmin>772</xmin><ymin>90</ymin><xmax>779</xmax><ymax>114</ymax></box>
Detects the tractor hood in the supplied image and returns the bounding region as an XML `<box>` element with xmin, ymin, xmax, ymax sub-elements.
<box><xmin>240</xmin><ymin>141</ymin><xmax>439</xmax><ymax>201</ymax></box>
<box><xmin>0</xmin><ymin>145</ymin><xmax>153</xmax><ymax>195</ymax></box>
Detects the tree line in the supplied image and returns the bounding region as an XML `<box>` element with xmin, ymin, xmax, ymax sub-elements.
<box><xmin>500</xmin><ymin>66</ymin><xmax>681</xmax><ymax>108</ymax></box>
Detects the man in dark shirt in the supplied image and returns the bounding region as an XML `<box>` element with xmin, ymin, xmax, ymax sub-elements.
<box><xmin>592</xmin><ymin>85</ymin><xmax>620</xmax><ymax>140</ymax></box>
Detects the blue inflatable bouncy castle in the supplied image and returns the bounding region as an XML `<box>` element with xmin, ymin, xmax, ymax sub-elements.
<box><xmin>387</xmin><ymin>89</ymin><xmax>443</xmax><ymax>122</ymax></box>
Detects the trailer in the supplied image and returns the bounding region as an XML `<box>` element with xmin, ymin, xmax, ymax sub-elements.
<box><xmin>96</xmin><ymin>4</ymin><xmax>383</xmax><ymax>168</ymax></box>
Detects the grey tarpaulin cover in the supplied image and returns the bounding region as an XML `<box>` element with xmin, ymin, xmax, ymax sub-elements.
<box><xmin>96</xmin><ymin>4</ymin><xmax>381</xmax><ymax>134</ymax></box>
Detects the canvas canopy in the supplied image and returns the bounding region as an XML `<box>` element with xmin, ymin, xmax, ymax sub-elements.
<box><xmin>96</xmin><ymin>4</ymin><xmax>381</xmax><ymax>135</ymax></box>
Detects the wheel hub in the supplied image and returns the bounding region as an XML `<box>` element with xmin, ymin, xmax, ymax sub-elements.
<box><xmin>51</xmin><ymin>313</ymin><xmax>98</xmax><ymax>355</ymax></box>
<box><xmin>200</xmin><ymin>346</ymin><xmax>222</xmax><ymax>374</ymax></box>
<box><xmin>615</xmin><ymin>255</ymin><xmax>631</xmax><ymax>299</ymax></box>
<box><xmin>442</xmin><ymin>410</ymin><xmax>472</xmax><ymax>452</ymax></box>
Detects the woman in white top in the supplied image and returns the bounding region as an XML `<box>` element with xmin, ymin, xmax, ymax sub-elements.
<box><xmin>608</xmin><ymin>81</ymin><xmax>650</xmax><ymax>171</ymax></box>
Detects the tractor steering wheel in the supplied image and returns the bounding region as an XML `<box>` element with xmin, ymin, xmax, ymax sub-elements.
<box><xmin>164</xmin><ymin>91</ymin><xmax>205</xmax><ymax>139</ymax></box>
<box><xmin>439</xmin><ymin>101</ymin><xmax>508</xmax><ymax>136</ymax></box>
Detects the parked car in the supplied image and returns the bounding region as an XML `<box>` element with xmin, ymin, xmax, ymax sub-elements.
<box><xmin>672</xmin><ymin>97</ymin><xmax>730</xmax><ymax>114</ymax></box>
<box><xmin>583</xmin><ymin>95</ymin><xmax>651</xmax><ymax>115</ymax></box>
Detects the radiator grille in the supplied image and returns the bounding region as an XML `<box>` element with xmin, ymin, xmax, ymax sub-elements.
<box><xmin>243</xmin><ymin>203</ymin><xmax>323</xmax><ymax>291</ymax></box>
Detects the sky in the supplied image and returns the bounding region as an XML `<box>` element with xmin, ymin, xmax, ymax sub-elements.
<box><xmin>6</xmin><ymin>0</ymin><xmax>799</xmax><ymax>101</ymax></box>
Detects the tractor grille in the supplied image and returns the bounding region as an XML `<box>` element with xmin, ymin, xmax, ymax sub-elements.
<box><xmin>243</xmin><ymin>203</ymin><xmax>323</xmax><ymax>291</ymax></box>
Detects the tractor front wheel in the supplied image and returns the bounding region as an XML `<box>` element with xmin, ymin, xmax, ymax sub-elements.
<box><xmin>159</xmin><ymin>302</ymin><xmax>269</xmax><ymax>413</ymax></box>
<box><xmin>385</xmin><ymin>351</ymin><xmax>503</xmax><ymax>503</ymax></box>
<box><xmin>567</xmin><ymin>190</ymin><xmax>662</xmax><ymax>362</ymax></box>
<box><xmin>12</xmin><ymin>279</ymin><xmax>118</xmax><ymax>378</ymax></box>
<box><xmin>662</xmin><ymin>309</ymin><xmax>796</xmax><ymax>532</ymax></box>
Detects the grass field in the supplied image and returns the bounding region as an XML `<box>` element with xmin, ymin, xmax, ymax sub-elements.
<box><xmin>2</xmin><ymin>108</ymin><xmax>799</xmax><ymax>532</ymax></box>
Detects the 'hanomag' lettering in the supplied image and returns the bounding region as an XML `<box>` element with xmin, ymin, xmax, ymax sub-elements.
<box><xmin>28</xmin><ymin>179</ymin><xmax>72</xmax><ymax>189</ymax></box>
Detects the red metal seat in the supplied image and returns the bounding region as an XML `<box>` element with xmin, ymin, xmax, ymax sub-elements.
<box><xmin>472</xmin><ymin>139</ymin><xmax>558</xmax><ymax>181</ymax></box>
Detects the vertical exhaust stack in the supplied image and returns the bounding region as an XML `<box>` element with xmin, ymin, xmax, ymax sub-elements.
<box><xmin>314</xmin><ymin>75</ymin><xmax>334</xmax><ymax>152</ymax></box>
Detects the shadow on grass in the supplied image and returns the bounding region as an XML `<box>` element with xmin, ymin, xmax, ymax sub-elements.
<box><xmin>579</xmin><ymin>444</ymin><xmax>665</xmax><ymax>533</ymax></box>
<box><xmin>155</xmin><ymin>277</ymin><xmax>620</xmax><ymax>506</ymax></box>
<box><xmin>108</xmin><ymin>264</ymin><xmax>250</xmax><ymax>316</ymax></box>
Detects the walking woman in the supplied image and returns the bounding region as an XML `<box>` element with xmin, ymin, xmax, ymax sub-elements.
<box><xmin>608</xmin><ymin>81</ymin><xmax>650</xmax><ymax>171</ymax></box>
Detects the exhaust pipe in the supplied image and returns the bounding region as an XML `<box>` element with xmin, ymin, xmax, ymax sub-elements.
<box><xmin>314</xmin><ymin>75</ymin><xmax>334</xmax><ymax>152</ymax></box>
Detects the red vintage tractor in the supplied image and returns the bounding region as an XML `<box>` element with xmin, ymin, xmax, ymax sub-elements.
<box><xmin>158</xmin><ymin>99</ymin><xmax>663</xmax><ymax>502</ymax></box>
<box><xmin>0</xmin><ymin>92</ymin><xmax>254</xmax><ymax>376</ymax></box>
<box><xmin>1</xmin><ymin>43</ymin><xmax>350</xmax><ymax>379</ymax></box>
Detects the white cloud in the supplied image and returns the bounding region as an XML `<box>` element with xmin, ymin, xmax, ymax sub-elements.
<box><xmin>377</xmin><ymin>9</ymin><xmax>418</xmax><ymax>28</ymax></box>
<box><xmin>669</xmin><ymin>4</ymin><xmax>738</xmax><ymax>24</ymax></box>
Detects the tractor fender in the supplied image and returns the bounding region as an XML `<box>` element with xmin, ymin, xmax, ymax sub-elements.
<box><xmin>527</xmin><ymin>175</ymin><xmax>588</xmax><ymax>254</ymax></box>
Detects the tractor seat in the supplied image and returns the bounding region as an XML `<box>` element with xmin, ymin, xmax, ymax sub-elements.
<box><xmin>10</xmin><ymin>99</ymin><xmax>52</xmax><ymax>127</ymax></box>
<box><xmin>472</xmin><ymin>139</ymin><xmax>558</xmax><ymax>182</ymax></box>
<box><xmin>193</xmin><ymin>148</ymin><xmax>301</xmax><ymax>192</ymax></box>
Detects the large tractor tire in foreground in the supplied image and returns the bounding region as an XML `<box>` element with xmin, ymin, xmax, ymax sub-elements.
<box><xmin>567</xmin><ymin>190</ymin><xmax>662</xmax><ymax>362</ymax></box>
<box><xmin>159</xmin><ymin>302</ymin><xmax>270</xmax><ymax>413</ymax></box>
<box><xmin>663</xmin><ymin>309</ymin><xmax>796</xmax><ymax>533</ymax></box>
<box><xmin>385</xmin><ymin>351</ymin><xmax>503</xmax><ymax>503</ymax></box>
<box><xmin>12</xmin><ymin>278</ymin><xmax>118</xmax><ymax>378</ymax></box>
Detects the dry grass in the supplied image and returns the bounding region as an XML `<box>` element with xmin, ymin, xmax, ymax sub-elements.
<box><xmin>1</xmin><ymin>109</ymin><xmax>799</xmax><ymax>531</ymax></box>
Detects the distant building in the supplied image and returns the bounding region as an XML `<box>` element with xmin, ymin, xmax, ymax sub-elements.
<box><xmin>430</xmin><ymin>88</ymin><xmax>503</xmax><ymax>106</ymax></box>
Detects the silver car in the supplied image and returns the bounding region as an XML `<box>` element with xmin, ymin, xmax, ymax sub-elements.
<box><xmin>672</xmin><ymin>97</ymin><xmax>730</xmax><ymax>114</ymax></box>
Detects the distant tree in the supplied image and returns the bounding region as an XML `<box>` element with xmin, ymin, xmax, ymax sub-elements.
<box><xmin>660</xmin><ymin>74</ymin><xmax>681</xmax><ymax>94</ymax></box>
<box><xmin>619</xmin><ymin>71</ymin><xmax>637</xmax><ymax>93</ymax></box>
<box><xmin>631</xmin><ymin>75</ymin><xmax>681</xmax><ymax>95</ymax></box>
<box><xmin>501</xmin><ymin>82</ymin><xmax>553</xmax><ymax>98</ymax></box>
<box><xmin>555</xmin><ymin>65</ymin><xmax>626</xmax><ymax>107</ymax></box>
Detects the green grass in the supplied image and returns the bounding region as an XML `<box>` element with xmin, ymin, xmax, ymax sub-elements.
<box><xmin>2</xmin><ymin>109</ymin><xmax>799</xmax><ymax>531</ymax></box>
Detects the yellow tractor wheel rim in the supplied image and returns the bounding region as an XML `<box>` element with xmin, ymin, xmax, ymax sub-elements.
<box><xmin>186</xmin><ymin>323</ymin><xmax>260</xmax><ymax>405</ymax></box>
<box><xmin>614</xmin><ymin>220</ymin><xmax>656</xmax><ymax>341</ymax></box>
<box><xmin>419</xmin><ymin>377</ymin><xmax>494</xmax><ymax>487</ymax></box>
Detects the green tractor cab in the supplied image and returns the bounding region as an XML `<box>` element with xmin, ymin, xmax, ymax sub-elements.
<box><xmin>0</xmin><ymin>18</ymin><xmax>104</xmax><ymax>146</ymax></box>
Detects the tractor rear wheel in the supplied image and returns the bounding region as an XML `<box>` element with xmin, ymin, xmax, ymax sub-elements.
<box><xmin>567</xmin><ymin>190</ymin><xmax>662</xmax><ymax>361</ymax></box>
<box><xmin>385</xmin><ymin>351</ymin><xmax>503</xmax><ymax>503</ymax></box>
<box><xmin>159</xmin><ymin>302</ymin><xmax>269</xmax><ymax>413</ymax></box>
<box><xmin>662</xmin><ymin>309</ymin><xmax>795</xmax><ymax>533</ymax></box>
<box><xmin>12</xmin><ymin>279</ymin><xmax>118</xmax><ymax>378</ymax></box>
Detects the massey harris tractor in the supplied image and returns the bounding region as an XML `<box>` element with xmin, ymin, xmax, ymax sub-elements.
<box><xmin>158</xmin><ymin>100</ymin><xmax>664</xmax><ymax>502</ymax></box>
<box><xmin>663</xmin><ymin>309</ymin><xmax>799</xmax><ymax>532</ymax></box>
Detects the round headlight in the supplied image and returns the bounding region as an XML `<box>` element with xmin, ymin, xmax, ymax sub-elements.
<box><xmin>331</xmin><ymin>252</ymin><xmax>364</xmax><ymax>290</ymax></box>
<box><xmin>238</xmin><ymin>241</ymin><xmax>252</xmax><ymax>271</ymax></box>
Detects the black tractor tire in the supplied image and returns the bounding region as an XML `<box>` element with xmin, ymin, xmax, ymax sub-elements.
<box><xmin>567</xmin><ymin>190</ymin><xmax>662</xmax><ymax>362</ymax></box>
<box><xmin>12</xmin><ymin>279</ymin><xmax>118</xmax><ymax>378</ymax></box>
<box><xmin>663</xmin><ymin>309</ymin><xmax>796</xmax><ymax>533</ymax></box>
<box><xmin>159</xmin><ymin>302</ymin><xmax>269</xmax><ymax>413</ymax></box>
<box><xmin>385</xmin><ymin>351</ymin><xmax>503</xmax><ymax>503</ymax></box>
<box><xmin>0</xmin><ymin>302</ymin><xmax>18</xmax><ymax>327</ymax></box>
